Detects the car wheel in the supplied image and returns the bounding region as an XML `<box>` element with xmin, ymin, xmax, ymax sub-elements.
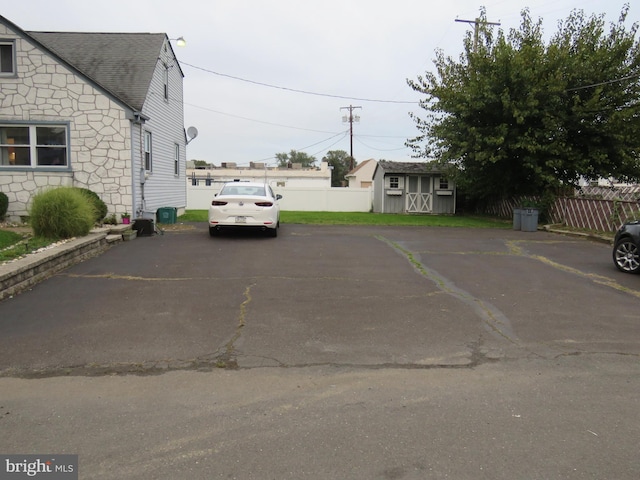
<box><xmin>209</xmin><ymin>226</ymin><xmax>218</xmax><ymax>237</ymax></box>
<box><xmin>269</xmin><ymin>226</ymin><xmax>278</xmax><ymax>237</ymax></box>
<box><xmin>613</xmin><ymin>237</ymin><xmax>640</xmax><ymax>273</ymax></box>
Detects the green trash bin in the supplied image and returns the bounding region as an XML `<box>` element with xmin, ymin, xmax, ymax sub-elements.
<box><xmin>157</xmin><ymin>207</ymin><xmax>177</xmax><ymax>224</ymax></box>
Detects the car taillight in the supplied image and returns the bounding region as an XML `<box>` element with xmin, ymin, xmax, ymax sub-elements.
<box><xmin>211</xmin><ymin>200</ymin><xmax>227</xmax><ymax>206</ymax></box>
<box><xmin>255</xmin><ymin>201</ymin><xmax>273</xmax><ymax>207</ymax></box>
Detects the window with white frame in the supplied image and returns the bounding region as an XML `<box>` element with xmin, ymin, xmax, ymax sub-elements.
<box><xmin>163</xmin><ymin>66</ymin><xmax>169</xmax><ymax>101</ymax></box>
<box><xmin>385</xmin><ymin>176</ymin><xmax>404</xmax><ymax>189</ymax></box>
<box><xmin>144</xmin><ymin>131</ymin><xmax>152</xmax><ymax>171</ymax></box>
<box><xmin>0</xmin><ymin>41</ymin><xmax>15</xmax><ymax>75</ymax></box>
<box><xmin>439</xmin><ymin>177</ymin><xmax>449</xmax><ymax>190</ymax></box>
<box><xmin>0</xmin><ymin>124</ymin><xmax>68</xmax><ymax>167</ymax></box>
<box><xmin>174</xmin><ymin>143</ymin><xmax>179</xmax><ymax>175</ymax></box>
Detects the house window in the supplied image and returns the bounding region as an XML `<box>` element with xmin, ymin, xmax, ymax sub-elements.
<box><xmin>389</xmin><ymin>176</ymin><xmax>400</xmax><ymax>189</ymax></box>
<box><xmin>439</xmin><ymin>177</ymin><xmax>449</xmax><ymax>190</ymax></box>
<box><xmin>163</xmin><ymin>67</ymin><xmax>169</xmax><ymax>101</ymax></box>
<box><xmin>144</xmin><ymin>131</ymin><xmax>152</xmax><ymax>171</ymax></box>
<box><xmin>174</xmin><ymin>143</ymin><xmax>179</xmax><ymax>176</ymax></box>
<box><xmin>0</xmin><ymin>41</ymin><xmax>15</xmax><ymax>75</ymax></box>
<box><xmin>0</xmin><ymin>124</ymin><xmax>68</xmax><ymax>167</ymax></box>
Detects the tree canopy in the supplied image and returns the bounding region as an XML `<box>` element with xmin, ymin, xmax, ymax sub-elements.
<box><xmin>275</xmin><ymin>150</ymin><xmax>317</xmax><ymax>168</ymax></box>
<box><xmin>322</xmin><ymin>150</ymin><xmax>355</xmax><ymax>186</ymax></box>
<box><xmin>407</xmin><ymin>6</ymin><xmax>640</xmax><ymax>204</ymax></box>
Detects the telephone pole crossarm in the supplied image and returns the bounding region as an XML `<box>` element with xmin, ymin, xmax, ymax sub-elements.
<box><xmin>340</xmin><ymin>105</ymin><xmax>362</xmax><ymax>170</ymax></box>
<box><xmin>455</xmin><ymin>18</ymin><xmax>501</xmax><ymax>52</ymax></box>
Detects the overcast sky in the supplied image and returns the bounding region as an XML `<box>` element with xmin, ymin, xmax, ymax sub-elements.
<box><xmin>3</xmin><ymin>0</ymin><xmax>635</xmax><ymax>166</ymax></box>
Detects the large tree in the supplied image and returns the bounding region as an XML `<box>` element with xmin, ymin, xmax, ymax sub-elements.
<box><xmin>407</xmin><ymin>7</ymin><xmax>640</xmax><ymax>204</ymax></box>
<box><xmin>275</xmin><ymin>150</ymin><xmax>317</xmax><ymax>168</ymax></box>
<box><xmin>322</xmin><ymin>150</ymin><xmax>354</xmax><ymax>186</ymax></box>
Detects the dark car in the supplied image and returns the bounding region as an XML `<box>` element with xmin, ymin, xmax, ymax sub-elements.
<box><xmin>612</xmin><ymin>221</ymin><xmax>640</xmax><ymax>273</ymax></box>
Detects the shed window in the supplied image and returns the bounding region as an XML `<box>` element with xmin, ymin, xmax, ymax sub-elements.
<box><xmin>385</xmin><ymin>176</ymin><xmax>404</xmax><ymax>189</ymax></box>
<box><xmin>439</xmin><ymin>177</ymin><xmax>449</xmax><ymax>190</ymax></box>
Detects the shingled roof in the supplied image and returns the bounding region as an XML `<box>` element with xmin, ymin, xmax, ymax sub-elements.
<box><xmin>27</xmin><ymin>31</ymin><xmax>171</xmax><ymax>111</ymax></box>
<box><xmin>376</xmin><ymin>160</ymin><xmax>442</xmax><ymax>174</ymax></box>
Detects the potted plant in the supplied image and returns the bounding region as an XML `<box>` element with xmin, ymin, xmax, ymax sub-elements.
<box><xmin>121</xmin><ymin>212</ymin><xmax>131</xmax><ymax>225</ymax></box>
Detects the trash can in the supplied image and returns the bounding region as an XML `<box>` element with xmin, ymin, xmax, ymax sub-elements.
<box><xmin>133</xmin><ymin>218</ymin><xmax>155</xmax><ymax>236</ymax></box>
<box><xmin>157</xmin><ymin>207</ymin><xmax>177</xmax><ymax>224</ymax></box>
<box><xmin>520</xmin><ymin>208</ymin><xmax>539</xmax><ymax>232</ymax></box>
<box><xmin>512</xmin><ymin>208</ymin><xmax>522</xmax><ymax>230</ymax></box>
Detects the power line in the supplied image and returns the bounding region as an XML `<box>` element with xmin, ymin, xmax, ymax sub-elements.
<box><xmin>180</xmin><ymin>61</ymin><xmax>418</xmax><ymax>104</ymax></box>
<box><xmin>183</xmin><ymin>101</ymin><xmax>341</xmax><ymax>134</ymax></box>
<box><xmin>566</xmin><ymin>73</ymin><xmax>640</xmax><ymax>92</ymax></box>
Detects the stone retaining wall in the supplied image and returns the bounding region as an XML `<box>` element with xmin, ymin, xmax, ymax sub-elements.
<box><xmin>0</xmin><ymin>233</ymin><xmax>109</xmax><ymax>301</ymax></box>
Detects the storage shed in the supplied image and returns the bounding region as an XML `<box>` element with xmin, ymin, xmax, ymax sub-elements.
<box><xmin>372</xmin><ymin>161</ymin><xmax>455</xmax><ymax>214</ymax></box>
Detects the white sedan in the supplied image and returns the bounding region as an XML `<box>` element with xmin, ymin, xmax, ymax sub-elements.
<box><xmin>208</xmin><ymin>182</ymin><xmax>282</xmax><ymax>237</ymax></box>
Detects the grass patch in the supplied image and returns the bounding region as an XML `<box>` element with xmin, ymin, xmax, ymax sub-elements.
<box><xmin>179</xmin><ymin>210</ymin><xmax>510</xmax><ymax>228</ymax></box>
<box><xmin>0</xmin><ymin>232</ymin><xmax>58</xmax><ymax>263</ymax></box>
<box><xmin>0</xmin><ymin>230</ymin><xmax>23</xmax><ymax>249</ymax></box>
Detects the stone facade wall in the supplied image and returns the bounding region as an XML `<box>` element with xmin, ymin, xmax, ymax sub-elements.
<box><xmin>0</xmin><ymin>26</ymin><xmax>133</xmax><ymax>222</ymax></box>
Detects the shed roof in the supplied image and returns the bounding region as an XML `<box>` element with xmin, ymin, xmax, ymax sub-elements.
<box><xmin>376</xmin><ymin>160</ymin><xmax>442</xmax><ymax>175</ymax></box>
<box><xmin>27</xmin><ymin>31</ymin><xmax>174</xmax><ymax>111</ymax></box>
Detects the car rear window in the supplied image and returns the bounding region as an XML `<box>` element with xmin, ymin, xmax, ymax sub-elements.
<box><xmin>220</xmin><ymin>185</ymin><xmax>266</xmax><ymax>196</ymax></box>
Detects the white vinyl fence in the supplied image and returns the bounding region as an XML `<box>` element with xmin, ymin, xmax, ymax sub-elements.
<box><xmin>187</xmin><ymin>184</ymin><xmax>374</xmax><ymax>212</ymax></box>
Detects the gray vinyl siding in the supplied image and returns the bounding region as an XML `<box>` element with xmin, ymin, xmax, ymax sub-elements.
<box><xmin>135</xmin><ymin>43</ymin><xmax>186</xmax><ymax>217</ymax></box>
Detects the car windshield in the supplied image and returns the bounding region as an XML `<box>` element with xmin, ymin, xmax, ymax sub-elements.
<box><xmin>220</xmin><ymin>185</ymin><xmax>266</xmax><ymax>197</ymax></box>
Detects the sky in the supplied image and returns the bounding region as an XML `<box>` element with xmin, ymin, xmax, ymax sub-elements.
<box><xmin>2</xmin><ymin>0</ymin><xmax>636</xmax><ymax>167</ymax></box>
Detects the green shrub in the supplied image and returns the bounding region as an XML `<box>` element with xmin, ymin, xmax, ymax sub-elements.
<box><xmin>103</xmin><ymin>213</ymin><xmax>118</xmax><ymax>225</ymax></box>
<box><xmin>74</xmin><ymin>188</ymin><xmax>107</xmax><ymax>224</ymax></box>
<box><xmin>0</xmin><ymin>192</ymin><xmax>8</xmax><ymax>221</ymax></box>
<box><xmin>29</xmin><ymin>187</ymin><xmax>96</xmax><ymax>239</ymax></box>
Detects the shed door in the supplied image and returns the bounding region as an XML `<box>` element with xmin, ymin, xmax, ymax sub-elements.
<box><xmin>406</xmin><ymin>176</ymin><xmax>432</xmax><ymax>213</ymax></box>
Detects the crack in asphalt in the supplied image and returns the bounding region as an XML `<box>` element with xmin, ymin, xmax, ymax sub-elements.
<box><xmin>375</xmin><ymin>235</ymin><xmax>523</xmax><ymax>347</ymax></box>
<box><xmin>0</xmin><ymin>339</ymin><xmax>502</xmax><ymax>378</ymax></box>
<box><xmin>215</xmin><ymin>282</ymin><xmax>255</xmax><ymax>370</ymax></box>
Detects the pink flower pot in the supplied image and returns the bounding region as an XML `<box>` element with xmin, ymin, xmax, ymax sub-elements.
<box><xmin>122</xmin><ymin>217</ymin><xmax>130</xmax><ymax>225</ymax></box>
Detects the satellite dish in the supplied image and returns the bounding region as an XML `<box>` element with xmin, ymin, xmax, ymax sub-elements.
<box><xmin>186</xmin><ymin>126</ymin><xmax>198</xmax><ymax>144</ymax></box>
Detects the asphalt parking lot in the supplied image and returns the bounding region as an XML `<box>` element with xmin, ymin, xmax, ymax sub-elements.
<box><xmin>0</xmin><ymin>223</ymin><xmax>638</xmax><ymax>479</ymax></box>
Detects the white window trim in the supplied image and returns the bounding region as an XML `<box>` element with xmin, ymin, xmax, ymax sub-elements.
<box><xmin>385</xmin><ymin>175</ymin><xmax>404</xmax><ymax>190</ymax></box>
<box><xmin>0</xmin><ymin>122</ymin><xmax>70</xmax><ymax>169</ymax></box>
<box><xmin>144</xmin><ymin>131</ymin><xmax>152</xmax><ymax>172</ymax></box>
<box><xmin>0</xmin><ymin>40</ymin><xmax>16</xmax><ymax>77</ymax></box>
<box><xmin>174</xmin><ymin>143</ymin><xmax>180</xmax><ymax>176</ymax></box>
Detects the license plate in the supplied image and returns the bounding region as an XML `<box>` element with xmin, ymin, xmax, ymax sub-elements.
<box><xmin>235</xmin><ymin>216</ymin><xmax>246</xmax><ymax>223</ymax></box>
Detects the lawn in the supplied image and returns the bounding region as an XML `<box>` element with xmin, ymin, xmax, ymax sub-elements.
<box><xmin>0</xmin><ymin>229</ymin><xmax>60</xmax><ymax>263</ymax></box>
<box><xmin>179</xmin><ymin>210</ymin><xmax>511</xmax><ymax>228</ymax></box>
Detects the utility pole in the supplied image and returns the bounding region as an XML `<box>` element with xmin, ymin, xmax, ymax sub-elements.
<box><xmin>340</xmin><ymin>105</ymin><xmax>361</xmax><ymax>170</ymax></box>
<box><xmin>455</xmin><ymin>17</ymin><xmax>501</xmax><ymax>52</ymax></box>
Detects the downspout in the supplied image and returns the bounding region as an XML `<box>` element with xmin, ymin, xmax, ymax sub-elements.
<box><xmin>132</xmin><ymin>112</ymin><xmax>147</xmax><ymax>218</ymax></box>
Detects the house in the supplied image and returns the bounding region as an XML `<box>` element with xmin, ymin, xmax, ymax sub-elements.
<box><xmin>372</xmin><ymin>160</ymin><xmax>455</xmax><ymax>214</ymax></box>
<box><xmin>345</xmin><ymin>158</ymin><xmax>376</xmax><ymax>188</ymax></box>
<box><xmin>0</xmin><ymin>15</ymin><xmax>186</xmax><ymax>223</ymax></box>
<box><xmin>187</xmin><ymin>161</ymin><xmax>332</xmax><ymax>189</ymax></box>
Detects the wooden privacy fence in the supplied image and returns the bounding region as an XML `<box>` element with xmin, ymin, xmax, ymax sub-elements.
<box><xmin>485</xmin><ymin>192</ymin><xmax>640</xmax><ymax>232</ymax></box>
<box><xmin>548</xmin><ymin>197</ymin><xmax>639</xmax><ymax>232</ymax></box>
